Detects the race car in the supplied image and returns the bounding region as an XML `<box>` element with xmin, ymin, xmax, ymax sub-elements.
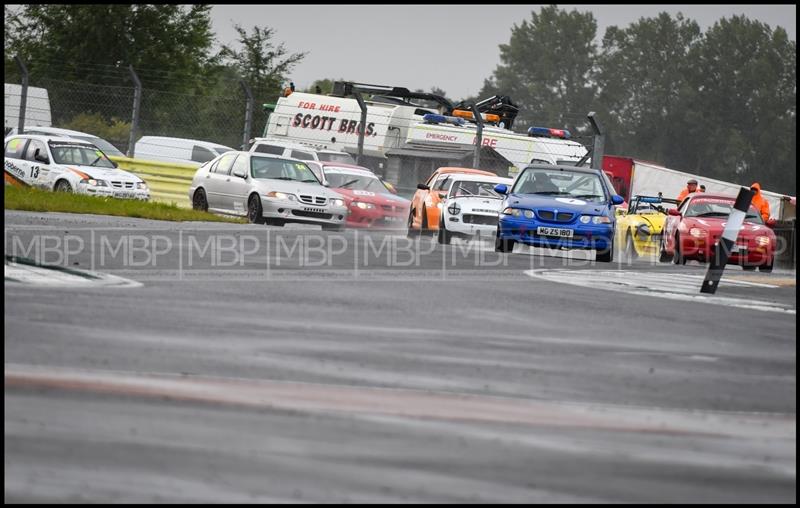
<box><xmin>494</xmin><ymin>164</ymin><xmax>625</xmax><ymax>261</ymax></box>
<box><xmin>437</xmin><ymin>173</ymin><xmax>514</xmax><ymax>244</ymax></box>
<box><xmin>407</xmin><ymin>166</ymin><xmax>496</xmax><ymax>236</ymax></box>
<box><xmin>188</xmin><ymin>151</ymin><xmax>348</xmax><ymax>229</ymax></box>
<box><xmin>616</xmin><ymin>195</ymin><xmax>680</xmax><ymax>259</ymax></box>
<box><xmin>305</xmin><ymin>162</ymin><xmax>410</xmax><ymax>229</ymax></box>
<box><xmin>4</xmin><ymin>134</ymin><xmax>150</xmax><ymax>199</ymax></box>
<box><xmin>660</xmin><ymin>193</ymin><xmax>777</xmax><ymax>271</ymax></box>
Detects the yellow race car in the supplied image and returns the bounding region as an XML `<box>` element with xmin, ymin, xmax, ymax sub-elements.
<box><xmin>616</xmin><ymin>195</ymin><xmax>680</xmax><ymax>259</ymax></box>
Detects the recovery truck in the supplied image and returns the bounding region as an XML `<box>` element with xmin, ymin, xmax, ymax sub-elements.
<box><xmin>261</xmin><ymin>82</ymin><xmax>589</xmax><ymax>194</ymax></box>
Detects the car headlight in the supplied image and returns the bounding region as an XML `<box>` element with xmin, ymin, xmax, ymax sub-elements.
<box><xmin>636</xmin><ymin>224</ymin><xmax>651</xmax><ymax>237</ymax></box>
<box><xmin>436</xmin><ymin>202</ymin><xmax>444</xmax><ymax>210</ymax></box>
<box><xmin>136</xmin><ymin>181</ymin><xmax>148</xmax><ymax>190</ymax></box>
<box><xmin>266</xmin><ymin>191</ymin><xmax>295</xmax><ymax>201</ymax></box>
<box><xmin>502</xmin><ymin>208</ymin><xmax>523</xmax><ymax>218</ymax></box>
<box><xmin>330</xmin><ymin>198</ymin><xmax>345</xmax><ymax>208</ymax></box>
<box><xmin>689</xmin><ymin>227</ymin><xmax>705</xmax><ymax>238</ymax></box>
<box><xmin>755</xmin><ymin>235</ymin><xmax>770</xmax><ymax>246</ymax></box>
<box><xmin>579</xmin><ymin>215</ymin><xmax>591</xmax><ymax>224</ymax></box>
<box><xmin>592</xmin><ymin>216</ymin><xmax>611</xmax><ymax>224</ymax></box>
<box><xmin>447</xmin><ymin>202</ymin><xmax>461</xmax><ymax>215</ymax></box>
<box><xmin>81</xmin><ymin>178</ymin><xmax>108</xmax><ymax>187</ymax></box>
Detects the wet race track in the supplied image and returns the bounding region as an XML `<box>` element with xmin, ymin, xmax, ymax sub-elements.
<box><xmin>4</xmin><ymin>211</ymin><xmax>796</xmax><ymax>503</ymax></box>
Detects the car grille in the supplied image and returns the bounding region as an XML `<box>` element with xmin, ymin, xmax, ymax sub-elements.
<box><xmin>536</xmin><ymin>210</ymin><xmax>575</xmax><ymax>222</ymax></box>
<box><xmin>463</xmin><ymin>214</ymin><xmax>498</xmax><ymax>226</ymax></box>
<box><xmin>299</xmin><ymin>195</ymin><xmax>327</xmax><ymax>206</ymax></box>
<box><xmin>381</xmin><ymin>204</ymin><xmax>394</xmax><ymax>212</ymax></box>
<box><xmin>292</xmin><ymin>210</ymin><xmax>333</xmax><ymax>219</ymax></box>
<box><xmin>111</xmin><ymin>181</ymin><xmax>134</xmax><ymax>189</ymax></box>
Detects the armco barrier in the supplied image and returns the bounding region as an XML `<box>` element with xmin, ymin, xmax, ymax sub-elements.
<box><xmin>109</xmin><ymin>156</ymin><xmax>198</xmax><ymax>208</ymax></box>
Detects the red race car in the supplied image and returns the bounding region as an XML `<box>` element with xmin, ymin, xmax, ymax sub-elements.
<box><xmin>660</xmin><ymin>193</ymin><xmax>777</xmax><ymax>271</ymax></box>
<box><xmin>306</xmin><ymin>161</ymin><xmax>410</xmax><ymax>229</ymax></box>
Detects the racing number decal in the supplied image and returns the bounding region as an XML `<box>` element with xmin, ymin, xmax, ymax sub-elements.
<box><xmin>30</xmin><ymin>166</ymin><xmax>40</xmax><ymax>180</ymax></box>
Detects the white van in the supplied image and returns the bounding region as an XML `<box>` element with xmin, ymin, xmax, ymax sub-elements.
<box><xmin>249</xmin><ymin>137</ymin><xmax>356</xmax><ymax>164</ymax></box>
<box><xmin>133</xmin><ymin>136</ymin><xmax>235</xmax><ymax>165</ymax></box>
<box><xmin>4</xmin><ymin>83</ymin><xmax>52</xmax><ymax>134</ymax></box>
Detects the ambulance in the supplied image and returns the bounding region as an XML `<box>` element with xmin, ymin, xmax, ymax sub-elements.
<box><xmin>263</xmin><ymin>82</ymin><xmax>589</xmax><ymax>194</ymax></box>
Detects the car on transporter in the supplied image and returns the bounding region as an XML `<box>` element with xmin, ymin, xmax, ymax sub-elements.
<box><xmin>189</xmin><ymin>151</ymin><xmax>348</xmax><ymax>230</ymax></box>
<box><xmin>494</xmin><ymin>164</ymin><xmax>625</xmax><ymax>261</ymax></box>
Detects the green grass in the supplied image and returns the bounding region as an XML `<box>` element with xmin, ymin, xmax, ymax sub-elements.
<box><xmin>4</xmin><ymin>185</ymin><xmax>246</xmax><ymax>223</ymax></box>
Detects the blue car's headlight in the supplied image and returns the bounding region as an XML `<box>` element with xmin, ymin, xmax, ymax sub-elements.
<box><xmin>502</xmin><ymin>207</ymin><xmax>522</xmax><ymax>218</ymax></box>
<box><xmin>580</xmin><ymin>215</ymin><xmax>612</xmax><ymax>224</ymax></box>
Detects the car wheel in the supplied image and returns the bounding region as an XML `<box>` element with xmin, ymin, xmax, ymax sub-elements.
<box><xmin>192</xmin><ymin>188</ymin><xmax>208</xmax><ymax>212</ymax></box>
<box><xmin>495</xmin><ymin>229</ymin><xmax>515</xmax><ymax>253</ymax></box>
<box><xmin>406</xmin><ymin>209</ymin><xmax>420</xmax><ymax>238</ymax></box>
<box><xmin>625</xmin><ymin>231</ymin><xmax>638</xmax><ymax>261</ymax></box>
<box><xmin>658</xmin><ymin>234</ymin><xmax>673</xmax><ymax>263</ymax></box>
<box><xmin>437</xmin><ymin>215</ymin><xmax>451</xmax><ymax>245</ymax></box>
<box><xmin>596</xmin><ymin>239</ymin><xmax>614</xmax><ymax>263</ymax></box>
<box><xmin>247</xmin><ymin>194</ymin><xmax>266</xmax><ymax>224</ymax></box>
<box><xmin>420</xmin><ymin>205</ymin><xmax>431</xmax><ymax>235</ymax></box>
<box><xmin>673</xmin><ymin>234</ymin><xmax>686</xmax><ymax>265</ymax></box>
<box><xmin>758</xmin><ymin>258</ymin><xmax>774</xmax><ymax>272</ymax></box>
<box><xmin>54</xmin><ymin>179</ymin><xmax>72</xmax><ymax>193</ymax></box>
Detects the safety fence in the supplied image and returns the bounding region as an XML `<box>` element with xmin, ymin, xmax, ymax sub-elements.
<box><xmin>109</xmin><ymin>156</ymin><xmax>196</xmax><ymax>208</ymax></box>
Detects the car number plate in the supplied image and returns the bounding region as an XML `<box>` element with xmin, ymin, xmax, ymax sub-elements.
<box><xmin>537</xmin><ymin>226</ymin><xmax>573</xmax><ymax>238</ymax></box>
<box><xmin>383</xmin><ymin>216</ymin><xmax>401</xmax><ymax>221</ymax></box>
<box><xmin>114</xmin><ymin>191</ymin><xmax>136</xmax><ymax>199</ymax></box>
<box><xmin>731</xmin><ymin>244</ymin><xmax>747</xmax><ymax>253</ymax></box>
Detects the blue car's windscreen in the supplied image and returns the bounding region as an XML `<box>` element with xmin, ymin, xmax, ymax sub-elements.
<box><xmin>512</xmin><ymin>168</ymin><xmax>608</xmax><ymax>203</ymax></box>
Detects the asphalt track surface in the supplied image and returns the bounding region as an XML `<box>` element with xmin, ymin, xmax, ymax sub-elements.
<box><xmin>4</xmin><ymin>211</ymin><xmax>796</xmax><ymax>503</ymax></box>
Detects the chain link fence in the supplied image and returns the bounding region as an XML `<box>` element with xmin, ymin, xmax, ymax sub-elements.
<box><xmin>5</xmin><ymin>57</ymin><xmax>269</xmax><ymax>159</ymax></box>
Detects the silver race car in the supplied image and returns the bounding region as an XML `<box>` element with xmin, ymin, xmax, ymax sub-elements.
<box><xmin>189</xmin><ymin>151</ymin><xmax>348</xmax><ymax>229</ymax></box>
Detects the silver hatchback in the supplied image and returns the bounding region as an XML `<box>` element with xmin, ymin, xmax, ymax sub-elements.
<box><xmin>189</xmin><ymin>151</ymin><xmax>348</xmax><ymax>229</ymax></box>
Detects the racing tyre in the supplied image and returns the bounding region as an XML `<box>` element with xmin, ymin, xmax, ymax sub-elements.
<box><xmin>192</xmin><ymin>188</ymin><xmax>208</xmax><ymax>212</ymax></box>
<box><xmin>625</xmin><ymin>232</ymin><xmax>638</xmax><ymax>261</ymax></box>
<box><xmin>54</xmin><ymin>179</ymin><xmax>72</xmax><ymax>193</ymax></box>
<box><xmin>758</xmin><ymin>259</ymin><xmax>774</xmax><ymax>273</ymax></box>
<box><xmin>420</xmin><ymin>206</ymin><xmax>431</xmax><ymax>236</ymax></box>
<box><xmin>495</xmin><ymin>231</ymin><xmax>515</xmax><ymax>253</ymax></box>
<box><xmin>247</xmin><ymin>194</ymin><xmax>266</xmax><ymax>225</ymax></box>
<box><xmin>437</xmin><ymin>215</ymin><xmax>451</xmax><ymax>245</ymax></box>
<box><xmin>406</xmin><ymin>209</ymin><xmax>420</xmax><ymax>238</ymax></box>
<box><xmin>672</xmin><ymin>234</ymin><xmax>686</xmax><ymax>265</ymax></box>
<box><xmin>658</xmin><ymin>235</ymin><xmax>673</xmax><ymax>263</ymax></box>
<box><xmin>596</xmin><ymin>241</ymin><xmax>614</xmax><ymax>263</ymax></box>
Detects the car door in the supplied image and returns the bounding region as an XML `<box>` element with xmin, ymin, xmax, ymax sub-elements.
<box><xmin>4</xmin><ymin>137</ymin><xmax>32</xmax><ymax>186</ymax></box>
<box><xmin>224</xmin><ymin>153</ymin><xmax>252</xmax><ymax>215</ymax></box>
<box><xmin>204</xmin><ymin>153</ymin><xmax>237</xmax><ymax>210</ymax></box>
<box><xmin>22</xmin><ymin>138</ymin><xmax>53</xmax><ymax>189</ymax></box>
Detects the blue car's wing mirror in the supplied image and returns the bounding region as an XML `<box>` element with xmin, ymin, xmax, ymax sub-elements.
<box><xmin>494</xmin><ymin>184</ymin><xmax>508</xmax><ymax>195</ymax></box>
<box><xmin>611</xmin><ymin>195</ymin><xmax>625</xmax><ymax>205</ymax></box>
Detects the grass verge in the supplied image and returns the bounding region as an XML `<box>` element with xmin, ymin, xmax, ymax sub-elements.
<box><xmin>4</xmin><ymin>185</ymin><xmax>246</xmax><ymax>223</ymax></box>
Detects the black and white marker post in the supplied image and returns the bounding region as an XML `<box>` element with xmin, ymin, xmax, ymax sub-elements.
<box><xmin>700</xmin><ymin>187</ymin><xmax>755</xmax><ymax>294</ymax></box>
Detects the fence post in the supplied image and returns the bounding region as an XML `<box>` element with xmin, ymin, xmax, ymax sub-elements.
<box><xmin>240</xmin><ymin>81</ymin><xmax>254</xmax><ymax>150</ymax></box>
<box><xmin>126</xmin><ymin>65</ymin><xmax>142</xmax><ymax>158</ymax></box>
<box><xmin>351</xmin><ymin>87</ymin><xmax>368</xmax><ymax>165</ymax></box>
<box><xmin>587</xmin><ymin>112</ymin><xmax>605</xmax><ymax>170</ymax></box>
<box><xmin>471</xmin><ymin>104</ymin><xmax>484</xmax><ymax>169</ymax></box>
<box><xmin>14</xmin><ymin>56</ymin><xmax>29</xmax><ymax>134</ymax></box>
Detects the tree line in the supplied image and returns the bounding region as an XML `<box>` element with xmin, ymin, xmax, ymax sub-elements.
<box><xmin>4</xmin><ymin>5</ymin><xmax>795</xmax><ymax>194</ymax></box>
<box><xmin>475</xmin><ymin>6</ymin><xmax>796</xmax><ymax>195</ymax></box>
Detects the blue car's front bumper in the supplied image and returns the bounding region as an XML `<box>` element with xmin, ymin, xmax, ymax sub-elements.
<box><xmin>498</xmin><ymin>216</ymin><xmax>614</xmax><ymax>250</ymax></box>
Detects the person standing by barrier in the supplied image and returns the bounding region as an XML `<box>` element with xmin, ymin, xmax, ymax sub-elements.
<box><xmin>677</xmin><ymin>179</ymin><xmax>698</xmax><ymax>202</ymax></box>
<box><xmin>750</xmin><ymin>182</ymin><xmax>771</xmax><ymax>221</ymax></box>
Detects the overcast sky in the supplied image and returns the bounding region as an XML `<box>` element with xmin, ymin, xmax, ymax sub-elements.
<box><xmin>210</xmin><ymin>4</ymin><xmax>796</xmax><ymax>100</ymax></box>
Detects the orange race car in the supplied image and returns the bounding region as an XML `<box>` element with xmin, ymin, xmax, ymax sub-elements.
<box><xmin>407</xmin><ymin>167</ymin><xmax>496</xmax><ymax>235</ymax></box>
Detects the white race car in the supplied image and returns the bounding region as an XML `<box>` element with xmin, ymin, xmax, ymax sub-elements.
<box><xmin>437</xmin><ymin>173</ymin><xmax>515</xmax><ymax>244</ymax></box>
<box><xmin>4</xmin><ymin>134</ymin><xmax>149</xmax><ymax>199</ymax></box>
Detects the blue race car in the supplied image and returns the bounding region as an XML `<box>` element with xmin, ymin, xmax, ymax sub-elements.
<box><xmin>494</xmin><ymin>165</ymin><xmax>625</xmax><ymax>262</ymax></box>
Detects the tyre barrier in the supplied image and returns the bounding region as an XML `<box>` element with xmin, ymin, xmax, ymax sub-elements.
<box><xmin>109</xmin><ymin>156</ymin><xmax>199</xmax><ymax>208</ymax></box>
